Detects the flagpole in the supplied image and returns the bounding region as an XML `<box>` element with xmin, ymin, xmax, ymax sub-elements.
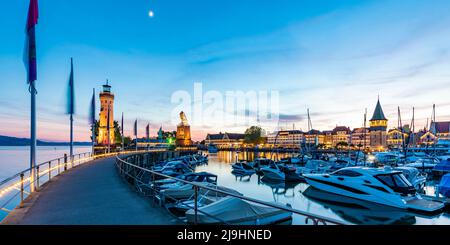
<box><xmin>91</xmin><ymin>88</ymin><xmax>95</xmax><ymax>155</ymax></box>
<box><xmin>121</xmin><ymin>112</ymin><xmax>124</xmax><ymax>151</ymax></box>
<box><xmin>107</xmin><ymin>106</ymin><xmax>110</xmax><ymax>154</ymax></box>
<box><xmin>70</xmin><ymin>113</ymin><xmax>73</xmax><ymax>166</ymax></box>
<box><xmin>30</xmin><ymin>80</ymin><xmax>36</xmax><ymax>192</ymax></box>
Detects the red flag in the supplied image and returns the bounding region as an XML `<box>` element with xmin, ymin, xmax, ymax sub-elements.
<box><xmin>24</xmin><ymin>0</ymin><xmax>39</xmax><ymax>83</ymax></box>
<box><xmin>27</xmin><ymin>0</ymin><xmax>39</xmax><ymax>30</ymax></box>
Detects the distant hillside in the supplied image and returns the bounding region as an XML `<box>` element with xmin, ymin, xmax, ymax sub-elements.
<box><xmin>0</xmin><ymin>135</ymin><xmax>91</xmax><ymax>146</ymax></box>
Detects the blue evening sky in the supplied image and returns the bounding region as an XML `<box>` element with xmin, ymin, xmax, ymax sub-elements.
<box><xmin>1</xmin><ymin>0</ymin><xmax>450</xmax><ymax>141</ymax></box>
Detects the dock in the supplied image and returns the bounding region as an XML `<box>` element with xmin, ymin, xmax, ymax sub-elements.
<box><xmin>1</xmin><ymin>156</ymin><xmax>181</xmax><ymax>225</ymax></box>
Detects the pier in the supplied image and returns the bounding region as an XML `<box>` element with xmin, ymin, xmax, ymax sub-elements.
<box><xmin>1</xmin><ymin>154</ymin><xmax>181</xmax><ymax>225</ymax></box>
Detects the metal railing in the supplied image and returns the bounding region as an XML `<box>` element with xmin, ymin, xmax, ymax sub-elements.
<box><xmin>0</xmin><ymin>148</ymin><xmax>165</xmax><ymax>222</ymax></box>
<box><xmin>116</xmin><ymin>153</ymin><xmax>346</xmax><ymax>225</ymax></box>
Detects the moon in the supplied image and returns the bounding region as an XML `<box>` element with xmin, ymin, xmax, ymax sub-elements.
<box><xmin>148</xmin><ymin>10</ymin><xmax>154</xmax><ymax>18</ymax></box>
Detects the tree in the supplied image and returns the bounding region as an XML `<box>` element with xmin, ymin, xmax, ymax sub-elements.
<box><xmin>114</xmin><ymin>120</ymin><xmax>122</xmax><ymax>144</ymax></box>
<box><xmin>244</xmin><ymin>126</ymin><xmax>265</xmax><ymax>145</ymax></box>
<box><xmin>335</xmin><ymin>141</ymin><xmax>348</xmax><ymax>150</ymax></box>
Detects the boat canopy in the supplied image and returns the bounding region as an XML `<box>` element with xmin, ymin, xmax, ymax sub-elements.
<box><xmin>185</xmin><ymin>196</ymin><xmax>290</xmax><ymax>224</ymax></box>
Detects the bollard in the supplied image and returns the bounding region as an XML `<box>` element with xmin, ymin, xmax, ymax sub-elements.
<box><xmin>20</xmin><ymin>173</ymin><xmax>24</xmax><ymax>208</ymax></box>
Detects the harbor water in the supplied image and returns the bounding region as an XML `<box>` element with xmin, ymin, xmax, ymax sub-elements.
<box><xmin>1</xmin><ymin>147</ymin><xmax>449</xmax><ymax>225</ymax></box>
<box><xmin>196</xmin><ymin>151</ymin><xmax>450</xmax><ymax>225</ymax></box>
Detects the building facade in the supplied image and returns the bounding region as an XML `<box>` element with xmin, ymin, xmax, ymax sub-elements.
<box><xmin>205</xmin><ymin>132</ymin><xmax>245</xmax><ymax>148</ymax></box>
<box><xmin>266</xmin><ymin>130</ymin><xmax>303</xmax><ymax>148</ymax></box>
<box><xmin>369</xmin><ymin>98</ymin><xmax>388</xmax><ymax>150</ymax></box>
<box><xmin>351</xmin><ymin>127</ymin><xmax>370</xmax><ymax>149</ymax></box>
<box><xmin>331</xmin><ymin>126</ymin><xmax>351</xmax><ymax>147</ymax></box>
<box><xmin>387</xmin><ymin>128</ymin><xmax>408</xmax><ymax>149</ymax></box>
<box><xmin>98</xmin><ymin>82</ymin><xmax>115</xmax><ymax>146</ymax></box>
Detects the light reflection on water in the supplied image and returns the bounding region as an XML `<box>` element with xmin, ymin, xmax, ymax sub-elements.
<box><xmin>196</xmin><ymin>151</ymin><xmax>450</xmax><ymax>225</ymax></box>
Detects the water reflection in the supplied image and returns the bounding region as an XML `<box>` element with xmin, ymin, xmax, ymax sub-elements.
<box><xmin>302</xmin><ymin>187</ymin><xmax>416</xmax><ymax>225</ymax></box>
<box><xmin>197</xmin><ymin>151</ymin><xmax>450</xmax><ymax>225</ymax></box>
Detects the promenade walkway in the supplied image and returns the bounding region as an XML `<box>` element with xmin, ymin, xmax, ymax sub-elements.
<box><xmin>2</xmin><ymin>156</ymin><xmax>181</xmax><ymax>225</ymax></box>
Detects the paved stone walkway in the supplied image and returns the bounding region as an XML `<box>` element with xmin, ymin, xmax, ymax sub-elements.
<box><xmin>4</xmin><ymin>156</ymin><xmax>180</xmax><ymax>225</ymax></box>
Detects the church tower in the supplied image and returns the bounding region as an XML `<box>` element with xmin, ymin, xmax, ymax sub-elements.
<box><xmin>369</xmin><ymin>97</ymin><xmax>388</xmax><ymax>150</ymax></box>
<box><xmin>98</xmin><ymin>81</ymin><xmax>115</xmax><ymax>145</ymax></box>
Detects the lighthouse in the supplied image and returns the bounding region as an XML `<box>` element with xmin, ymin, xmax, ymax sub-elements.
<box><xmin>98</xmin><ymin>81</ymin><xmax>115</xmax><ymax>146</ymax></box>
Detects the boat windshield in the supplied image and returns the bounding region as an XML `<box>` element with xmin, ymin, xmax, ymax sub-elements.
<box><xmin>375</xmin><ymin>173</ymin><xmax>415</xmax><ymax>195</ymax></box>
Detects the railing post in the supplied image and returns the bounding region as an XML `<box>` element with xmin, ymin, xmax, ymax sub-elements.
<box><xmin>36</xmin><ymin>166</ymin><xmax>40</xmax><ymax>191</ymax></box>
<box><xmin>20</xmin><ymin>173</ymin><xmax>24</xmax><ymax>208</ymax></box>
<box><xmin>64</xmin><ymin>153</ymin><xmax>68</xmax><ymax>171</ymax></box>
<box><xmin>194</xmin><ymin>185</ymin><xmax>198</xmax><ymax>225</ymax></box>
<box><xmin>58</xmin><ymin>158</ymin><xmax>61</xmax><ymax>175</ymax></box>
<box><xmin>48</xmin><ymin>161</ymin><xmax>51</xmax><ymax>180</ymax></box>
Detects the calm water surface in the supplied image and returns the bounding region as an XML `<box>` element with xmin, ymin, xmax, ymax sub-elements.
<box><xmin>196</xmin><ymin>151</ymin><xmax>450</xmax><ymax>225</ymax></box>
<box><xmin>0</xmin><ymin>146</ymin><xmax>91</xmax><ymax>180</ymax></box>
<box><xmin>1</xmin><ymin>148</ymin><xmax>448</xmax><ymax>225</ymax></box>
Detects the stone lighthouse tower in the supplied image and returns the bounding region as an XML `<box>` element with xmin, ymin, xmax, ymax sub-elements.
<box><xmin>98</xmin><ymin>81</ymin><xmax>115</xmax><ymax>146</ymax></box>
<box><xmin>369</xmin><ymin>97</ymin><xmax>388</xmax><ymax>150</ymax></box>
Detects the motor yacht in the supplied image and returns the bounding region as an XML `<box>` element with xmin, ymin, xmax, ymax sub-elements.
<box><xmin>153</xmin><ymin>160</ymin><xmax>194</xmax><ymax>179</ymax></box>
<box><xmin>393</xmin><ymin>167</ymin><xmax>427</xmax><ymax>191</ymax></box>
<box><xmin>433</xmin><ymin>158</ymin><xmax>450</xmax><ymax>175</ymax></box>
<box><xmin>296</xmin><ymin>159</ymin><xmax>331</xmax><ymax>175</ymax></box>
<box><xmin>438</xmin><ymin>174</ymin><xmax>450</xmax><ymax>197</ymax></box>
<box><xmin>249</xmin><ymin>158</ymin><xmax>275</xmax><ymax>174</ymax></box>
<box><xmin>303</xmin><ymin>166</ymin><xmax>445</xmax><ymax>213</ymax></box>
<box><xmin>260</xmin><ymin>162</ymin><xmax>303</xmax><ymax>182</ymax></box>
<box><xmin>154</xmin><ymin>172</ymin><xmax>217</xmax><ymax>191</ymax></box>
<box><xmin>404</xmin><ymin>158</ymin><xmax>439</xmax><ymax>171</ymax></box>
<box><xmin>231</xmin><ymin>161</ymin><xmax>256</xmax><ymax>175</ymax></box>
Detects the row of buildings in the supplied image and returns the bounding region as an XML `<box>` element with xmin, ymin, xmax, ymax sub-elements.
<box><xmin>205</xmin><ymin>99</ymin><xmax>450</xmax><ymax>151</ymax></box>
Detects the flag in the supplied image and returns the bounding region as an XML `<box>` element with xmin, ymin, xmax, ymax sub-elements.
<box><xmin>66</xmin><ymin>58</ymin><xmax>75</xmax><ymax>114</ymax></box>
<box><xmin>146</xmin><ymin>124</ymin><xmax>150</xmax><ymax>140</ymax></box>
<box><xmin>134</xmin><ymin>119</ymin><xmax>137</xmax><ymax>136</ymax></box>
<box><xmin>24</xmin><ymin>0</ymin><xmax>39</xmax><ymax>83</ymax></box>
<box><xmin>89</xmin><ymin>88</ymin><xmax>95</xmax><ymax>125</ymax></box>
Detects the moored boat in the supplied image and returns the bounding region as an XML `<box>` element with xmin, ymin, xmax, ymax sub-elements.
<box><xmin>303</xmin><ymin>167</ymin><xmax>445</xmax><ymax>213</ymax></box>
<box><xmin>185</xmin><ymin>196</ymin><xmax>293</xmax><ymax>225</ymax></box>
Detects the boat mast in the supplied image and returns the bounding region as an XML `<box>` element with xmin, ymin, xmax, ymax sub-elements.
<box><xmin>363</xmin><ymin>108</ymin><xmax>367</xmax><ymax>165</ymax></box>
<box><xmin>410</xmin><ymin>107</ymin><xmax>415</xmax><ymax>152</ymax></box>
<box><xmin>398</xmin><ymin>107</ymin><xmax>406</xmax><ymax>161</ymax></box>
<box><xmin>432</xmin><ymin>104</ymin><xmax>436</xmax><ymax>156</ymax></box>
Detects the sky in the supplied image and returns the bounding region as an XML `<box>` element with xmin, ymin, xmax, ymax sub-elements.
<box><xmin>1</xmin><ymin>0</ymin><xmax>450</xmax><ymax>142</ymax></box>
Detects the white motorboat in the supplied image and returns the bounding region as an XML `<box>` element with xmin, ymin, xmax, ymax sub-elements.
<box><xmin>160</xmin><ymin>183</ymin><xmax>241</xmax><ymax>202</ymax></box>
<box><xmin>156</xmin><ymin>172</ymin><xmax>218</xmax><ymax>190</ymax></box>
<box><xmin>260</xmin><ymin>162</ymin><xmax>303</xmax><ymax>182</ymax></box>
<box><xmin>404</xmin><ymin>158</ymin><xmax>439</xmax><ymax>171</ymax></box>
<box><xmin>249</xmin><ymin>158</ymin><xmax>275</xmax><ymax>174</ymax></box>
<box><xmin>303</xmin><ymin>187</ymin><xmax>416</xmax><ymax>225</ymax></box>
<box><xmin>231</xmin><ymin>161</ymin><xmax>256</xmax><ymax>175</ymax></box>
<box><xmin>393</xmin><ymin>167</ymin><xmax>427</xmax><ymax>191</ymax></box>
<box><xmin>296</xmin><ymin>159</ymin><xmax>331</xmax><ymax>175</ymax></box>
<box><xmin>304</xmin><ymin>167</ymin><xmax>445</xmax><ymax>213</ymax></box>
<box><xmin>185</xmin><ymin>196</ymin><xmax>292</xmax><ymax>225</ymax></box>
